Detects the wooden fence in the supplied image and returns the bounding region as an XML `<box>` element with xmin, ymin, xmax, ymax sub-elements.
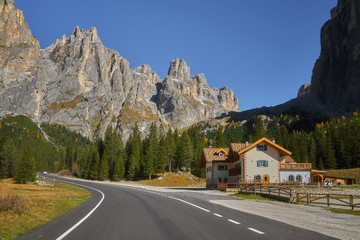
<box><xmin>217</xmin><ymin>183</ymin><xmax>360</xmax><ymax>209</ymax></box>
<box><xmin>294</xmin><ymin>192</ymin><xmax>360</xmax><ymax>210</ymax></box>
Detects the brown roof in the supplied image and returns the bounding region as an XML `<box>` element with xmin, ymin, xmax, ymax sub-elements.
<box><xmin>283</xmin><ymin>155</ymin><xmax>295</xmax><ymax>163</ymax></box>
<box><xmin>200</xmin><ymin>148</ymin><xmax>229</xmax><ymax>167</ymax></box>
<box><xmin>230</xmin><ymin>143</ymin><xmax>247</xmax><ymax>152</ymax></box>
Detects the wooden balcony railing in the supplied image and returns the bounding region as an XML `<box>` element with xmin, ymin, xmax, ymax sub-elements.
<box><xmin>229</xmin><ymin>167</ymin><xmax>241</xmax><ymax>176</ymax></box>
<box><xmin>280</xmin><ymin>163</ymin><xmax>312</xmax><ymax>170</ymax></box>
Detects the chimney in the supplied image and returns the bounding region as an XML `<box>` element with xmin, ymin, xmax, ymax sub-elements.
<box><xmin>245</xmin><ymin>141</ymin><xmax>249</xmax><ymax>147</ymax></box>
<box><xmin>209</xmin><ymin>146</ymin><xmax>212</xmax><ymax>148</ymax></box>
<box><xmin>272</xmin><ymin>138</ymin><xmax>276</xmax><ymax>143</ymax></box>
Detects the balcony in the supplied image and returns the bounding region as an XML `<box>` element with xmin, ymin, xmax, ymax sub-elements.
<box><xmin>280</xmin><ymin>163</ymin><xmax>312</xmax><ymax>170</ymax></box>
<box><xmin>229</xmin><ymin>167</ymin><xmax>241</xmax><ymax>176</ymax></box>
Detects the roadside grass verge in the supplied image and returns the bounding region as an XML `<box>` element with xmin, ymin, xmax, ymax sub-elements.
<box><xmin>0</xmin><ymin>178</ymin><xmax>90</xmax><ymax>240</ymax></box>
<box><xmin>328</xmin><ymin>209</ymin><xmax>360</xmax><ymax>216</ymax></box>
<box><xmin>229</xmin><ymin>193</ymin><xmax>276</xmax><ymax>201</ymax></box>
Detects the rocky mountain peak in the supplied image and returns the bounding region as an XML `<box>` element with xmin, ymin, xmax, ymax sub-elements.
<box><xmin>0</xmin><ymin>0</ymin><xmax>240</xmax><ymax>140</ymax></box>
<box><xmin>167</xmin><ymin>58</ymin><xmax>191</xmax><ymax>81</ymax></box>
<box><xmin>297</xmin><ymin>83</ymin><xmax>311</xmax><ymax>97</ymax></box>
<box><xmin>310</xmin><ymin>0</ymin><xmax>360</xmax><ymax>112</ymax></box>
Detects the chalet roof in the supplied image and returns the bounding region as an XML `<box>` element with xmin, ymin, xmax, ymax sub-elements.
<box><xmin>230</xmin><ymin>143</ymin><xmax>247</xmax><ymax>152</ymax></box>
<box><xmin>238</xmin><ymin>137</ymin><xmax>291</xmax><ymax>157</ymax></box>
<box><xmin>200</xmin><ymin>148</ymin><xmax>229</xmax><ymax>167</ymax></box>
<box><xmin>283</xmin><ymin>155</ymin><xmax>295</xmax><ymax>163</ymax></box>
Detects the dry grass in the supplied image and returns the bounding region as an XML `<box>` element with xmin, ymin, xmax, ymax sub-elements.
<box><xmin>0</xmin><ymin>178</ymin><xmax>90</xmax><ymax>240</ymax></box>
<box><xmin>140</xmin><ymin>172</ymin><xmax>205</xmax><ymax>187</ymax></box>
<box><xmin>0</xmin><ymin>194</ymin><xmax>27</xmax><ymax>213</ymax></box>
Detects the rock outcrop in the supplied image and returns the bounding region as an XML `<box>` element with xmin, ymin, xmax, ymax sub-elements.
<box><xmin>310</xmin><ymin>0</ymin><xmax>360</xmax><ymax>112</ymax></box>
<box><xmin>297</xmin><ymin>83</ymin><xmax>311</xmax><ymax>97</ymax></box>
<box><xmin>0</xmin><ymin>0</ymin><xmax>239</xmax><ymax>139</ymax></box>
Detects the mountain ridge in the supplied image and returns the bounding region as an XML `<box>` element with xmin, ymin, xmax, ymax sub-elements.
<box><xmin>0</xmin><ymin>0</ymin><xmax>239</xmax><ymax>139</ymax></box>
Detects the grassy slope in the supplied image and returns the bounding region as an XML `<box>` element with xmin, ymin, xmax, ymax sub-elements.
<box><xmin>0</xmin><ymin>178</ymin><xmax>90</xmax><ymax>240</ymax></box>
<box><xmin>140</xmin><ymin>172</ymin><xmax>205</xmax><ymax>187</ymax></box>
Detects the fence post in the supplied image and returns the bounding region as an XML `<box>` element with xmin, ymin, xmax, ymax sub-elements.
<box><xmin>350</xmin><ymin>195</ymin><xmax>354</xmax><ymax>210</ymax></box>
<box><xmin>327</xmin><ymin>194</ymin><xmax>330</xmax><ymax>207</ymax></box>
<box><xmin>306</xmin><ymin>193</ymin><xmax>309</xmax><ymax>205</ymax></box>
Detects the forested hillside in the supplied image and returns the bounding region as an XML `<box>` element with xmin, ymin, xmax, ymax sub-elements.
<box><xmin>0</xmin><ymin>116</ymin><xmax>60</xmax><ymax>177</ymax></box>
<box><xmin>202</xmin><ymin>112</ymin><xmax>360</xmax><ymax>170</ymax></box>
<box><xmin>1</xmin><ymin>113</ymin><xmax>359</xmax><ymax>182</ymax></box>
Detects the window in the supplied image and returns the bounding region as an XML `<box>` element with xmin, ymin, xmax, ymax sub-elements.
<box><xmin>206</xmin><ymin>166</ymin><xmax>212</xmax><ymax>173</ymax></box>
<box><xmin>218</xmin><ymin>165</ymin><xmax>228</xmax><ymax>171</ymax></box>
<box><xmin>288</xmin><ymin>175</ymin><xmax>294</xmax><ymax>182</ymax></box>
<box><xmin>296</xmin><ymin>175</ymin><xmax>302</xmax><ymax>182</ymax></box>
<box><xmin>219</xmin><ymin>153</ymin><xmax>224</xmax><ymax>157</ymax></box>
<box><xmin>218</xmin><ymin>178</ymin><xmax>222</xmax><ymax>183</ymax></box>
<box><xmin>257</xmin><ymin>144</ymin><xmax>267</xmax><ymax>151</ymax></box>
<box><xmin>255</xmin><ymin>175</ymin><xmax>261</xmax><ymax>182</ymax></box>
<box><xmin>235</xmin><ymin>163</ymin><xmax>241</xmax><ymax>169</ymax></box>
<box><xmin>257</xmin><ymin>160</ymin><xmax>268</xmax><ymax>167</ymax></box>
<box><xmin>224</xmin><ymin>178</ymin><xmax>228</xmax><ymax>183</ymax></box>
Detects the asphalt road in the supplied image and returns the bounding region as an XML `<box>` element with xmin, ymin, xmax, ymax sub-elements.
<box><xmin>17</xmin><ymin>175</ymin><xmax>338</xmax><ymax>240</ymax></box>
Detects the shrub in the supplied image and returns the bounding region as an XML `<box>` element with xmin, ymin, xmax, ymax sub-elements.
<box><xmin>0</xmin><ymin>194</ymin><xmax>27</xmax><ymax>213</ymax></box>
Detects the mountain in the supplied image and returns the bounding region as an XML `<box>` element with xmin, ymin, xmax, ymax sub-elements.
<box><xmin>309</xmin><ymin>0</ymin><xmax>360</xmax><ymax>112</ymax></box>
<box><xmin>0</xmin><ymin>0</ymin><xmax>239</xmax><ymax>139</ymax></box>
<box><xmin>225</xmin><ymin>0</ymin><xmax>360</xmax><ymax>123</ymax></box>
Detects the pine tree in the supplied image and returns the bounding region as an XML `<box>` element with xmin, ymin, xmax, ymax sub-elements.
<box><xmin>308</xmin><ymin>135</ymin><xmax>316</xmax><ymax>168</ymax></box>
<box><xmin>65</xmin><ymin>141</ymin><xmax>75</xmax><ymax>171</ymax></box>
<box><xmin>253</xmin><ymin>116</ymin><xmax>267</xmax><ymax>140</ymax></box>
<box><xmin>98</xmin><ymin>150</ymin><xmax>109</xmax><ymax>180</ymax></box>
<box><xmin>214</xmin><ymin>125</ymin><xmax>226</xmax><ymax>147</ymax></box>
<box><xmin>178</xmin><ymin>132</ymin><xmax>194</xmax><ymax>171</ymax></box>
<box><xmin>324</xmin><ymin>130</ymin><xmax>337</xmax><ymax>169</ymax></box>
<box><xmin>14</xmin><ymin>145</ymin><xmax>36</xmax><ymax>183</ymax></box>
<box><xmin>112</xmin><ymin>154</ymin><xmax>125</xmax><ymax>181</ymax></box>
<box><xmin>0</xmin><ymin>138</ymin><xmax>18</xmax><ymax>178</ymax></box>
<box><xmin>126</xmin><ymin>124</ymin><xmax>141</xmax><ymax>180</ymax></box>
<box><xmin>164</xmin><ymin>128</ymin><xmax>176</xmax><ymax>172</ymax></box>
<box><xmin>88</xmin><ymin>145</ymin><xmax>100</xmax><ymax>180</ymax></box>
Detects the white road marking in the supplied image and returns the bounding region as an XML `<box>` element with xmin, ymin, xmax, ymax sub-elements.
<box><xmin>54</xmin><ymin>180</ymin><xmax>105</xmax><ymax>240</ymax></box>
<box><xmin>213</xmin><ymin>213</ymin><xmax>223</xmax><ymax>217</ymax></box>
<box><xmin>227</xmin><ymin>219</ymin><xmax>241</xmax><ymax>225</ymax></box>
<box><xmin>248</xmin><ymin>228</ymin><xmax>265</xmax><ymax>234</ymax></box>
<box><xmin>170</xmin><ymin>196</ymin><xmax>211</xmax><ymax>212</ymax></box>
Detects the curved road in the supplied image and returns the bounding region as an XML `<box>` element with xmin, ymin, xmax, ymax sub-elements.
<box><xmin>17</xmin><ymin>174</ymin><xmax>338</xmax><ymax>240</ymax></box>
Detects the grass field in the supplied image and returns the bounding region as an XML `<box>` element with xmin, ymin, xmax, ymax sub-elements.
<box><xmin>0</xmin><ymin>178</ymin><xmax>90</xmax><ymax>240</ymax></box>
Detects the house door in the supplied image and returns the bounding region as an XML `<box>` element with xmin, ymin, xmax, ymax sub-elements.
<box><xmin>263</xmin><ymin>175</ymin><xmax>269</xmax><ymax>185</ymax></box>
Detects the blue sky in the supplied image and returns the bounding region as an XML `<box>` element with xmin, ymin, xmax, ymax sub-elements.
<box><xmin>16</xmin><ymin>0</ymin><xmax>337</xmax><ymax>111</ymax></box>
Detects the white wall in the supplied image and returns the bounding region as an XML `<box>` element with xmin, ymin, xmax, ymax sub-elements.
<box><xmin>212</xmin><ymin>162</ymin><xmax>229</xmax><ymax>184</ymax></box>
<box><xmin>280</xmin><ymin>170</ymin><xmax>310</xmax><ymax>183</ymax></box>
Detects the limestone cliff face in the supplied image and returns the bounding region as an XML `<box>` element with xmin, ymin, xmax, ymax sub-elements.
<box><xmin>310</xmin><ymin>0</ymin><xmax>360</xmax><ymax>112</ymax></box>
<box><xmin>156</xmin><ymin>59</ymin><xmax>238</xmax><ymax>129</ymax></box>
<box><xmin>0</xmin><ymin>0</ymin><xmax>40</xmax><ymax>118</ymax></box>
<box><xmin>0</xmin><ymin>0</ymin><xmax>239</xmax><ymax>139</ymax></box>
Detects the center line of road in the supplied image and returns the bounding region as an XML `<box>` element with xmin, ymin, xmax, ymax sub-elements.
<box><xmin>248</xmin><ymin>228</ymin><xmax>265</xmax><ymax>234</ymax></box>
<box><xmin>55</xmin><ymin>180</ymin><xmax>105</xmax><ymax>240</ymax></box>
<box><xmin>227</xmin><ymin>219</ymin><xmax>241</xmax><ymax>225</ymax></box>
<box><xmin>213</xmin><ymin>213</ymin><xmax>223</xmax><ymax>217</ymax></box>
